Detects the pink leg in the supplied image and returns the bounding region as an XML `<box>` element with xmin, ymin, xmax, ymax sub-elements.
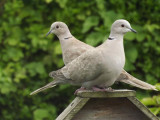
<box><xmin>92</xmin><ymin>86</ymin><xmax>106</xmax><ymax>91</ymax></box>
<box><xmin>74</xmin><ymin>87</ymin><xmax>86</xmax><ymax>95</ymax></box>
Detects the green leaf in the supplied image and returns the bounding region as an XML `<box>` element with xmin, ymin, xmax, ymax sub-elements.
<box><xmin>34</xmin><ymin>109</ymin><xmax>49</xmax><ymax>120</ymax></box>
<box><xmin>55</xmin><ymin>0</ymin><xmax>68</xmax><ymax>8</ymax></box>
<box><xmin>99</xmin><ymin>11</ymin><xmax>123</xmax><ymax>27</ymax></box>
<box><xmin>35</xmin><ymin>63</ymin><xmax>46</xmax><ymax>74</ymax></box>
<box><xmin>153</xmin><ymin>95</ymin><xmax>160</xmax><ymax>105</ymax></box>
<box><xmin>145</xmin><ymin>24</ymin><xmax>160</xmax><ymax>32</ymax></box>
<box><xmin>141</xmin><ymin>97</ymin><xmax>157</xmax><ymax>106</ymax></box>
<box><xmin>0</xmin><ymin>82</ymin><xmax>17</xmax><ymax>94</ymax></box>
<box><xmin>124</xmin><ymin>58</ymin><xmax>135</xmax><ymax>71</ymax></box>
<box><xmin>125</xmin><ymin>32</ymin><xmax>136</xmax><ymax>41</ymax></box>
<box><xmin>59</xmin><ymin>84</ymin><xmax>70</xmax><ymax>91</ymax></box>
<box><xmin>25</xmin><ymin>62</ymin><xmax>46</xmax><ymax>76</ymax></box>
<box><xmin>5</xmin><ymin>47</ymin><xmax>24</xmax><ymax>61</ymax></box>
<box><xmin>82</xmin><ymin>16</ymin><xmax>99</xmax><ymax>33</ymax></box>
<box><xmin>95</xmin><ymin>0</ymin><xmax>105</xmax><ymax>10</ymax></box>
<box><xmin>136</xmin><ymin>33</ymin><xmax>146</xmax><ymax>42</ymax></box>
<box><xmin>54</xmin><ymin>43</ymin><xmax>62</xmax><ymax>55</ymax></box>
<box><xmin>146</xmin><ymin>74</ymin><xmax>157</xmax><ymax>84</ymax></box>
<box><xmin>85</xmin><ymin>32</ymin><xmax>105</xmax><ymax>46</ymax></box>
<box><xmin>125</xmin><ymin>42</ymin><xmax>138</xmax><ymax>63</ymax></box>
<box><xmin>45</xmin><ymin>0</ymin><xmax>53</xmax><ymax>3</ymax></box>
<box><xmin>149</xmin><ymin>107</ymin><xmax>160</xmax><ymax>115</ymax></box>
<box><xmin>155</xmin><ymin>83</ymin><xmax>160</xmax><ymax>91</ymax></box>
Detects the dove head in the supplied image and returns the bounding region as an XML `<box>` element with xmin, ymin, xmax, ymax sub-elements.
<box><xmin>110</xmin><ymin>19</ymin><xmax>136</xmax><ymax>35</ymax></box>
<box><xmin>46</xmin><ymin>22</ymin><xmax>70</xmax><ymax>37</ymax></box>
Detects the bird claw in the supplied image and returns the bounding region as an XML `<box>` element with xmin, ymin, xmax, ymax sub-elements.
<box><xmin>105</xmin><ymin>87</ymin><xmax>114</xmax><ymax>91</ymax></box>
<box><xmin>92</xmin><ymin>86</ymin><xmax>106</xmax><ymax>91</ymax></box>
<box><xmin>92</xmin><ymin>86</ymin><xmax>114</xmax><ymax>92</ymax></box>
<box><xmin>74</xmin><ymin>86</ymin><xmax>114</xmax><ymax>95</ymax></box>
<box><xmin>74</xmin><ymin>87</ymin><xmax>86</xmax><ymax>95</ymax></box>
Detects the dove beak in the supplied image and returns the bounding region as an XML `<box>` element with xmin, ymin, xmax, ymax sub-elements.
<box><xmin>46</xmin><ymin>30</ymin><xmax>52</xmax><ymax>37</ymax></box>
<box><xmin>129</xmin><ymin>28</ymin><xmax>137</xmax><ymax>33</ymax></box>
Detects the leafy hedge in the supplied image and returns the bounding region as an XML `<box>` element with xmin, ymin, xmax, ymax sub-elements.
<box><xmin>0</xmin><ymin>0</ymin><xmax>160</xmax><ymax>119</ymax></box>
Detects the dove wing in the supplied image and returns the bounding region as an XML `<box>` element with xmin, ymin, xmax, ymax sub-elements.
<box><xmin>61</xmin><ymin>49</ymin><xmax>104</xmax><ymax>84</ymax></box>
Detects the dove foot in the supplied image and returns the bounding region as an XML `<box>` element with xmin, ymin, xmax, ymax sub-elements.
<box><xmin>92</xmin><ymin>86</ymin><xmax>106</xmax><ymax>91</ymax></box>
<box><xmin>92</xmin><ymin>86</ymin><xmax>114</xmax><ymax>92</ymax></box>
<box><xmin>105</xmin><ymin>87</ymin><xmax>114</xmax><ymax>91</ymax></box>
<box><xmin>74</xmin><ymin>87</ymin><xmax>86</xmax><ymax>95</ymax></box>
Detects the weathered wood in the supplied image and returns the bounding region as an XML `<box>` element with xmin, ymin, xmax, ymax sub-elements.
<box><xmin>76</xmin><ymin>89</ymin><xmax>136</xmax><ymax>98</ymax></box>
<box><xmin>56</xmin><ymin>90</ymin><xmax>158</xmax><ymax>120</ymax></box>
<box><xmin>72</xmin><ymin>98</ymin><xmax>151</xmax><ymax>120</ymax></box>
<box><xmin>56</xmin><ymin>97</ymin><xmax>89</xmax><ymax>120</ymax></box>
<box><xmin>128</xmin><ymin>97</ymin><xmax>159</xmax><ymax>120</ymax></box>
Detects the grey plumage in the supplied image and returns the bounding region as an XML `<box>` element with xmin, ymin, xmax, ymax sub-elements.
<box><xmin>30</xmin><ymin>20</ymin><xmax>157</xmax><ymax>95</ymax></box>
<box><xmin>30</xmin><ymin>70</ymin><xmax>67</xmax><ymax>95</ymax></box>
<box><xmin>47</xmin><ymin>21</ymin><xmax>157</xmax><ymax>91</ymax></box>
<box><xmin>117</xmin><ymin>70</ymin><xmax>157</xmax><ymax>90</ymax></box>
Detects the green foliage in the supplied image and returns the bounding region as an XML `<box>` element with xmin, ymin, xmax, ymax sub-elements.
<box><xmin>141</xmin><ymin>95</ymin><xmax>160</xmax><ymax>116</ymax></box>
<box><xmin>82</xmin><ymin>16</ymin><xmax>99</xmax><ymax>33</ymax></box>
<box><xmin>0</xmin><ymin>0</ymin><xmax>160</xmax><ymax>119</ymax></box>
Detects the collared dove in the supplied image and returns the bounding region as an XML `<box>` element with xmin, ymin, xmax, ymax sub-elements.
<box><xmin>46</xmin><ymin>21</ymin><xmax>157</xmax><ymax>91</ymax></box>
<box><xmin>30</xmin><ymin>20</ymin><xmax>146</xmax><ymax>95</ymax></box>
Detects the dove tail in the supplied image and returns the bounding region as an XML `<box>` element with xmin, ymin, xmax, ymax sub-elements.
<box><xmin>30</xmin><ymin>80</ymin><xmax>60</xmax><ymax>95</ymax></box>
<box><xmin>120</xmin><ymin>78</ymin><xmax>157</xmax><ymax>91</ymax></box>
<box><xmin>118</xmin><ymin>70</ymin><xmax>158</xmax><ymax>91</ymax></box>
<box><xmin>30</xmin><ymin>70</ymin><xmax>68</xmax><ymax>95</ymax></box>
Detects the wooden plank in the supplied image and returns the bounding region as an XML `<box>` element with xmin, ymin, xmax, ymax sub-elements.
<box><xmin>127</xmin><ymin>97</ymin><xmax>159</xmax><ymax>120</ymax></box>
<box><xmin>72</xmin><ymin>98</ymin><xmax>151</xmax><ymax>120</ymax></box>
<box><xmin>76</xmin><ymin>89</ymin><xmax>136</xmax><ymax>98</ymax></box>
<box><xmin>56</xmin><ymin>97</ymin><xmax>89</xmax><ymax>120</ymax></box>
<box><xmin>56</xmin><ymin>90</ymin><xmax>158</xmax><ymax>120</ymax></box>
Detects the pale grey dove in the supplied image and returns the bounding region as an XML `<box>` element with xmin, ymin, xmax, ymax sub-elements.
<box><xmin>30</xmin><ymin>20</ymin><xmax>156</xmax><ymax>95</ymax></box>
<box><xmin>46</xmin><ymin>20</ymin><xmax>157</xmax><ymax>91</ymax></box>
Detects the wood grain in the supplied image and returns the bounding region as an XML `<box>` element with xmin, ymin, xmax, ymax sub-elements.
<box><xmin>56</xmin><ymin>90</ymin><xmax>158</xmax><ymax>120</ymax></box>
<box><xmin>76</xmin><ymin>89</ymin><xmax>136</xmax><ymax>98</ymax></box>
<box><xmin>72</xmin><ymin>98</ymin><xmax>151</xmax><ymax>120</ymax></box>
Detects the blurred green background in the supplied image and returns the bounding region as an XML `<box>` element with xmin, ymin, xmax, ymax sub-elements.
<box><xmin>0</xmin><ymin>0</ymin><xmax>160</xmax><ymax>119</ymax></box>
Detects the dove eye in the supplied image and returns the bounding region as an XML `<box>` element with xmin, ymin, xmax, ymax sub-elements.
<box><xmin>121</xmin><ymin>24</ymin><xmax>124</xmax><ymax>27</ymax></box>
<box><xmin>56</xmin><ymin>25</ymin><xmax>59</xmax><ymax>29</ymax></box>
